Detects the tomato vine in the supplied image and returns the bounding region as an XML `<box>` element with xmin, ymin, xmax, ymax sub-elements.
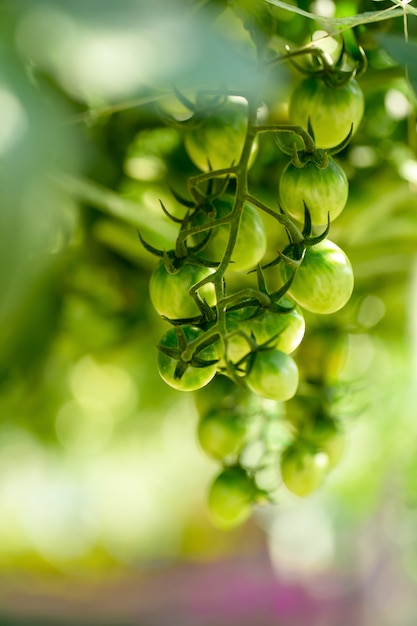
<box><xmin>139</xmin><ymin>5</ymin><xmax>399</xmax><ymax>528</ymax></box>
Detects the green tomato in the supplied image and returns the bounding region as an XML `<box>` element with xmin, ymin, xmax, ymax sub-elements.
<box><xmin>289</xmin><ymin>76</ymin><xmax>365</xmax><ymax>149</ymax></box>
<box><xmin>192</xmin><ymin>196</ymin><xmax>267</xmax><ymax>272</ymax></box>
<box><xmin>198</xmin><ymin>409</ymin><xmax>250</xmax><ymax>460</ymax></box>
<box><xmin>246</xmin><ymin>348</ymin><xmax>299</xmax><ymax>401</ymax></box>
<box><xmin>279</xmin><ymin>157</ymin><xmax>348</xmax><ymax>225</ymax></box>
<box><xmin>149</xmin><ymin>260</ymin><xmax>216</xmax><ymax>320</ymax></box>
<box><xmin>194</xmin><ymin>374</ymin><xmax>258</xmax><ymax>419</ymax></box>
<box><xmin>280</xmin><ymin>443</ymin><xmax>328</xmax><ymax>496</ymax></box>
<box><xmin>225</xmin><ymin>301</ymin><xmax>305</xmax><ymax>363</ymax></box>
<box><xmin>184</xmin><ymin>96</ymin><xmax>258</xmax><ymax>172</ymax></box>
<box><xmin>208</xmin><ymin>466</ymin><xmax>256</xmax><ymax>529</ymax></box>
<box><xmin>279</xmin><ymin>240</ymin><xmax>354</xmax><ymax>315</ymax></box>
<box><xmin>157</xmin><ymin>325</ymin><xmax>218</xmax><ymax>391</ymax></box>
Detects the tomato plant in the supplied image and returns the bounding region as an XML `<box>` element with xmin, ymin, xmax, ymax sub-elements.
<box><xmin>137</xmin><ymin>3</ymin><xmax>398</xmax><ymax>521</ymax></box>
<box><xmin>6</xmin><ymin>0</ymin><xmax>417</xmax><ymax>552</ymax></box>
<box><xmin>157</xmin><ymin>325</ymin><xmax>218</xmax><ymax>391</ymax></box>
<box><xmin>197</xmin><ymin>408</ymin><xmax>250</xmax><ymax>460</ymax></box>
<box><xmin>192</xmin><ymin>196</ymin><xmax>267</xmax><ymax>271</ymax></box>
<box><xmin>280</xmin><ymin>443</ymin><xmax>329</xmax><ymax>496</ymax></box>
<box><xmin>279</xmin><ymin>240</ymin><xmax>354</xmax><ymax>315</ymax></box>
<box><xmin>279</xmin><ymin>157</ymin><xmax>349</xmax><ymax>225</ymax></box>
<box><xmin>207</xmin><ymin>466</ymin><xmax>257</xmax><ymax>529</ymax></box>
<box><xmin>245</xmin><ymin>348</ymin><xmax>299</xmax><ymax>401</ymax></box>
<box><xmin>289</xmin><ymin>76</ymin><xmax>365</xmax><ymax>149</ymax></box>
<box><xmin>184</xmin><ymin>96</ymin><xmax>258</xmax><ymax>172</ymax></box>
<box><xmin>225</xmin><ymin>301</ymin><xmax>305</xmax><ymax>363</ymax></box>
<box><xmin>149</xmin><ymin>260</ymin><xmax>216</xmax><ymax>320</ymax></box>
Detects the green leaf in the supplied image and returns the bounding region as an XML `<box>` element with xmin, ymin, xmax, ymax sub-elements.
<box><xmin>377</xmin><ymin>33</ymin><xmax>417</xmax><ymax>66</ymax></box>
<box><xmin>377</xmin><ymin>34</ymin><xmax>417</xmax><ymax>97</ymax></box>
<box><xmin>265</xmin><ymin>0</ymin><xmax>406</xmax><ymax>31</ymax></box>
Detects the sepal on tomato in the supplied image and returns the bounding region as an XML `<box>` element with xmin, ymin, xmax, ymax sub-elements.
<box><xmin>157</xmin><ymin>325</ymin><xmax>219</xmax><ymax>391</ymax></box>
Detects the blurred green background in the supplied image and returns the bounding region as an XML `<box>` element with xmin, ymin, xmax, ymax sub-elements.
<box><xmin>1</xmin><ymin>0</ymin><xmax>417</xmax><ymax>624</ymax></box>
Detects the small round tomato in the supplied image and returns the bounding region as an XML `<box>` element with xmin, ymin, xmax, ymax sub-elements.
<box><xmin>194</xmin><ymin>374</ymin><xmax>257</xmax><ymax>419</ymax></box>
<box><xmin>279</xmin><ymin>157</ymin><xmax>348</xmax><ymax>225</ymax></box>
<box><xmin>225</xmin><ymin>301</ymin><xmax>305</xmax><ymax>363</ymax></box>
<box><xmin>280</xmin><ymin>443</ymin><xmax>328</xmax><ymax>496</ymax></box>
<box><xmin>289</xmin><ymin>76</ymin><xmax>365</xmax><ymax>149</ymax></box>
<box><xmin>198</xmin><ymin>408</ymin><xmax>250</xmax><ymax>460</ymax></box>
<box><xmin>192</xmin><ymin>196</ymin><xmax>267</xmax><ymax>272</ymax></box>
<box><xmin>149</xmin><ymin>260</ymin><xmax>216</xmax><ymax>320</ymax></box>
<box><xmin>208</xmin><ymin>466</ymin><xmax>256</xmax><ymax>529</ymax></box>
<box><xmin>157</xmin><ymin>325</ymin><xmax>218</xmax><ymax>391</ymax></box>
<box><xmin>279</xmin><ymin>240</ymin><xmax>354</xmax><ymax>315</ymax></box>
<box><xmin>184</xmin><ymin>96</ymin><xmax>258</xmax><ymax>172</ymax></box>
<box><xmin>246</xmin><ymin>348</ymin><xmax>299</xmax><ymax>401</ymax></box>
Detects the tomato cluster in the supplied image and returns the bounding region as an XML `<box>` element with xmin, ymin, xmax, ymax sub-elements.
<box><xmin>143</xmin><ymin>36</ymin><xmax>363</xmax><ymax>528</ymax></box>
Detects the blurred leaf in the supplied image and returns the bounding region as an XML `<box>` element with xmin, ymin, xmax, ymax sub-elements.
<box><xmin>56</xmin><ymin>173</ymin><xmax>178</xmax><ymax>248</ymax></box>
<box><xmin>0</xmin><ymin>266</ymin><xmax>63</xmax><ymax>382</ymax></box>
<box><xmin>190</xmin><ymin>0</ymin><xmax>229</xmax><ymax>19</ymax></box>
<box><xmin>0</xmin><ymin>22</ymin><xmax>81</xmax><ymax>327</ymax></box>
<box><xmin>16</xmin><ymin>0</ymin><xmax>273</xmax><ymax>104</ymax></box>
<box><xmin>377</xmin><ymin>34</ymin><xmax>417</xmax><ymax>97</ymax></box>
<box><xmin>229</xmin><ymin>0</ymin><xmax>274</xmax><ymax>49</ymax></box>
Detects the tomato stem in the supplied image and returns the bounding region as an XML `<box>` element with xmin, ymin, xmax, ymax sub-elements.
<box><xmin>256</xmin><ymin>124</ymin><xmax>316</xmax><ymax>154</ymax></box>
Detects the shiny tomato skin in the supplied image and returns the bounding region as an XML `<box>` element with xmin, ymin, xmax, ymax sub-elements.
<box><xmin>197</xmin><ymin>408</ymin><xmax>250</xmax><ymax>460</ymax></box>
<box><xmin>184</xmin><ymin>96</ymin><xmax>258</xmax><ymax>172</ymax></box>
<box><xmin>289</xmin><ymin>76</ymin><xmax>364</xmax><ymax>149</ymax></box>
<box><xmin>246</xmin><ymin>348</ymin><xmax>299</xmax><ymax>401</ymax></box>
<box><xmin>279</xmin><ymin>240</ymin><xmax>354</xmax><ymax>315</ymax></box>
<box><xmin>279</xmin><ymin>157</ymin><xmax>348</xmax><ymax>226</ymax></box>
<box><xmin>208</xmin><ymin>466</ymin><xmax>256</xmax><ymax>529</ymax></box>
<box><xmin>149</xmin><ymin>261</ymin><xmax>216</xmax><ymax>320</ymax></box>
<box><xmin>280</xmin><ymin>443</ymin><xmax>328</xmax><ymax>496</ymax></box>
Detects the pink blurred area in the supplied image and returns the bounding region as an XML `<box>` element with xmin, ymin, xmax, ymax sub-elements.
<box><xmin>0</xmin><ymin>553</ymin><xmax>355</xmax><ymax>626</ymax></box>
<box><xmin>1</xmin><ymin>542</ymin><xmax>416</xmax><ymax>626</ymax></box>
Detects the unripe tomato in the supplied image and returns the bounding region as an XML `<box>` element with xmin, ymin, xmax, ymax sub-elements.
<box><xmin>197</xmin><ymin>408</ymin><xmax>250</xmax><ymax>460</ymax></box>
<box><xmin>279</xmin><ymin>157</ymin><xmax>348</xmax><ymax>225</ymax></box>
<box><xmin>280</xmin><ymin>443</ymin><xmax>328</xmax><ymax>496</ymax></box>
<box><xmin>192</xmin><ymin>196</ymin><xmax>267</xmax><ymax>272</ymax></box>
<box><xmin>184</xmin><ymin>96</ymin><xmax>258</xmax><ymax>172</ymax></box>
<box><xmin>225</xmin><ymin>301</ymin><xmax>305</xmax><ymax>363</ymax></box>
<box><xmin>208</xmin><ymin>466</ymin><xmax>256</xmax><ymax>529</ymax></box>
<box><xmin>157</xmin><ymin>325</ymin><xmax>218</xmax><ymax>391</ymax></box>
<box><xmin>149</xmin><ymin>260</ymin><xmax>216</xmax><ymax>319</ymax></box>
<box><xmin>194</xmin><ymin>374</ymin><xmax>257</xmax><ymax>419</ymax></box>
<box><xmin>246</xmin><ymin>348</ymin><xmax>299</xmax><ymax>401</ymax></box>
<box><xmin>289</xmin><ymin>76</ymin><xmax>365</xmax><ymax>149</ymax></box>
<box><xmin>279</xmin><ymin>240</ymin><xmax>354</xmax><ymax>315</ymax></box>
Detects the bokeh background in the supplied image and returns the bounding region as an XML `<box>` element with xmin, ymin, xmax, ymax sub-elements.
<box><xmin>2</xmin><ymin>0</ymin><xmax>417</xmax><ymax>624</ymax></box>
